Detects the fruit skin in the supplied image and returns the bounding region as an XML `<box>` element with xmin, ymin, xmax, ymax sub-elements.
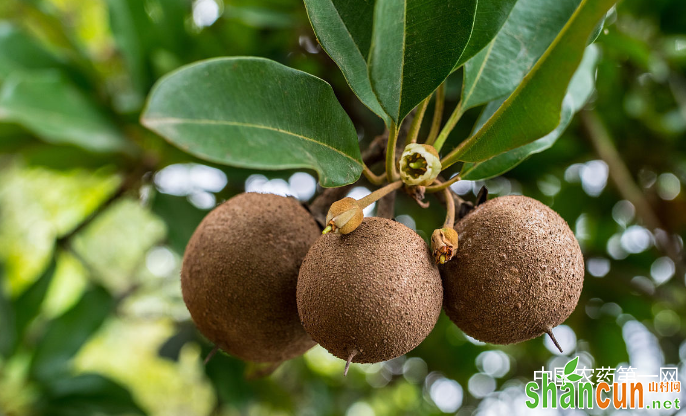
<box><xmin>182</xmin><ymin>192</ymin><xmax>319</xmax><ymax>362</ymax></box>
<box><xmin>297</xmin><ymin>217</ymin><xmax>443</xmax><ymax>363</ymax></box>
<box><xmin>441</xmin><ymin>195</ymin><xmax>584</xmax><ymax>345</ymax></box>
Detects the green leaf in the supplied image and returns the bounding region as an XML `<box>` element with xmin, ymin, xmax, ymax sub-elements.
<box><xmin>453</xmin><ymin>0</ymin><xmax>518</xmax><ymax>70</ymax></box>
<box><xmin>30</xmin><ymin>286</ymin><xmax>114</xmax><ymax>382</ymax></box>
<box><xmin>567</xmin><ymin>374</ymin><xmax>583</xmax><ymax>382</ymax></box>
<box><xmin>460</xmin><ymin>0</ymin><xmax>582</xmax><ymax>111</ymax></box>
<box><xmin>303</xmin><ymin>0</ymin><xmax>390</xmax><ymax>124</ymax></box>
<box><xmin>0</xmin><ymin>70</ymin><xmax>131</xmax><ymax>153</ymax></box>
<box><xmin>0</xmin><ymin>23</ymin><xmax>63</xmax><ymax>79</ymax></box>
<box><xmin>444</xmin><ymin>0</ymin><xmax>615</xmax><ymax>165</ymax></box>
<box><xmin>141</xmin><ymin>57</ymin><xmax>363</xmax><ymax>187</ymax></box>
<box><xmin>42</xmin><ymin>373</ymin><xmax>146</xmax><ymax>416</ymax></box>
<box><xmin>11</xmin><ymin>254</ymin><xmax>59</xmax><ymax>353</ymax></box>
<box><xmin>368</xmin><ymin>0</ymin><xmax>477</xmax><ymax>124</ymax></box>
<box><xmin>462</xmin><ymin>44</ymin><xmax>599</xmax><ymax>180</ymax></box>
<box><xmin>564</xmin><ymin>356</ymin><xmax>579</xmax><ymax>375</ymax></box>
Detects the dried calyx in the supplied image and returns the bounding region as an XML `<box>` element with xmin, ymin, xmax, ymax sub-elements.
<box><xmin>323</xmin><ymin>181</ymin><xmax>403</xmax><ymax>235</ymax></box>
<box><xmin>430</xmin><ymin>183</ymin><xmax>458</xmax><ymax>264</ymax></box>
<box><xmin>323</xmin><ymin>197</ymin><xmax>363</xmax><ymax>235</ymax></box>
<box><xmin>431</xmin><ymin>227</ymin><xmax>458</xmax><ymax>264</ymax></box>
<box><xmin>399</xmin><ymin>144</ymin><xmax>442</xmax><ymax>186</ymax></box>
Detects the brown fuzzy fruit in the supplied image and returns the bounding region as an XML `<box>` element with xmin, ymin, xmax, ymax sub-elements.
<box><xmin>441</xmin><ymin>195</ymin><xmax>584</xmax><ymax>347</ymax></box>
<box><xmin>297</xmin><ymin>217</ymin><xmax>443</xmax><ymax>364</ymax></box>
<box><xmin>182</xmin><ymin>192</ymin><xmax>319</xmax><ymax>362</ymax></box>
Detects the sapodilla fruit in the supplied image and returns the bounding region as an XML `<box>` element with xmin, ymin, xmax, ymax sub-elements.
<box><xmin>441</xmin><ymin>195</ymin><xmax>584</xmax><ymax>351</ymax></box>
<box><xmin>182</xmin><ymin>192</ymin><xmax>319</xmax><ymax>362</ymax></box>
<box><xmin>297</xmin><ymin>217</ymin><xmax>443</xmax><ymax>369</ymax></box>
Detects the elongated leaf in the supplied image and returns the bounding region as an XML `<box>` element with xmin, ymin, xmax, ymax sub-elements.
<box><xmin>462</xmin><ymin>45</ymin><xmax>599</xmax><ymax>180</ymax></box>
<box><xmin>303</xmin><ymin>0</ymin><xmax>390</xmax><ymax>124</ymax></box>
<box><xmin>141</xmin><ymin>57</ymin><xmax>363</xmax><ymax>187</ymax></box>
<box><xmin>0</xmin><ymin>70</ymin><xmax>131</xmax><ymax>153</ymax></box>
<box><xmin>445</xmin><ymin>0</ymin><xmax>615</xmax><ymax>164</ymax></box>
<box><xmin>369</xmin><ymin>0</ymin><xmax>477</xmax><ymax>123</ymax></box>
<box><xmin>30</xmin><ymin>286</ymin><xmax>114</xmax><ymax>381</ymax></box>
<box><xmin>11</xmin><ymin>254</ymin><xmax>59</xmax><ymax>353</ymax></box>
<box><xmin>460</xmin><ymin>0</ymin><xmax>581</xmax><ymax>110</ymax></box>
<box><xmin>0</xmin><ymin>23</ymin><xmax>63</xmax><ymax>78</ymax></box>
<box><xmin>453</xmin><ymin>0</ymin><xmax>518</xmax><ymax>70</ymax></box>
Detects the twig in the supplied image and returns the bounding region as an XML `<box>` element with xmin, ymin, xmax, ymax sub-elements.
<box><xmin>56</xmin><ymin>166</ymin><xmax>151</xmax><ymax>247</ymax></box>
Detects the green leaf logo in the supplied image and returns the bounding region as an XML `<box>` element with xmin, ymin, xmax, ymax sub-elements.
<box><xmin>563</xmin><ymin>357</ymin><xmax>580</xmax><ymax>382</ymax></box>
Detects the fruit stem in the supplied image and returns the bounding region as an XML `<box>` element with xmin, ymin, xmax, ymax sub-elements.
<box><xmin>442</xmin><ymin>186</ymin><xmax>455</xmax><ymax>228</ymax></box>
<box><xmin>204</xmin><ymin>345</ymin><xmax>219</xmax><ymax>365</ymax></box>
<box><xmin>344</xmin><ymin>350</ymin><xmax>357</xmax><ymax>376</ymax></box>
<box><xmin>362</xmin><ymin>163</ymin><xmax>386</xmax><ymax>186</ymax></box>
<box><xmin>425</xmin><ymin>175</ymin><xmax>460</xmax><ymax>193</ymax></box>
<box><xmin>546</xmin><ymin>328</ymin><xmax>563</xmax><ymax>353</ymax></box>
<box><xmin>357</xmin><ymin>181</ymin><xmax>403</xmax><ymax>209</ymax></box>
<box><xmin>405</xmin><ymin>97</ymin><xmax>430</xmax><ymax>146</ymax></box>
<box><xmin>433</xmin><ymin>99</ymin><xmax>463</xmax><ymax>153</ymax></box>
<box><xmin>386</xmin><ymin>122</ymin><xmax>400</xmax><ymax>182</ymax></box>
<box><xmin>425</xmin><ymin>82</ymin><xmax>446</xmax><ymax>146</ymax></box>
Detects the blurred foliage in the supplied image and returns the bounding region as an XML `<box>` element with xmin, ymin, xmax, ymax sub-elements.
<box><xmin>0</xmin><ymin>0</ymin><xmax>685</xmax><ymax>415</ymax></box>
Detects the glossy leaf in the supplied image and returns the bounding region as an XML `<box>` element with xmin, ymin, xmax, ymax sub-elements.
<box><xmin>141</xmin><ymin>57</ymin><xmax>363</xmax><ymax>187</ymax></box>
<box><xmin>368</xmin><ymin>0</ymin><xmax>477</xmax><ymax>123</ymax></box>
<box><xmin>453</xmin><ymin>0</ymin><xmax>518</xmax><ymax>69</ymax></box>
<box><xmin>462</xmin><ymin>45</ymin><xmax>599</xmax><ymax>180</ymax></box>
<box><xmin>0</xmin><ymin>71</ymin><xmax>131</xmax><ymax>153</ymax></box>
<box><xmin>42</xmin><ymin>373</ymin><xmax>146</xmax><ymax>416</ymax></box>
<box><xmin>460</xmin><ymin>0</ymin><xmax>581</xmax><ymax>111</ymax></box>
<box><xmin>445</xmin><ymin>0</ymin><xmax>615</xmax><ymax>164</ymax></box>
<box><xmin>303</xmin><ymin>0</ymin><xmax>390</xmax><ymax>124</ymax></box>
<box><xmin>30</xmin><ymin>286</ymin><xmax>114</xmax><ymax>381</ymax></box>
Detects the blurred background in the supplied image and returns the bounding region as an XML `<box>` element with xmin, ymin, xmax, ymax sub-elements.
<box><xmin>0</xmin><ymin>0</ymin><xmax>685</xmax><ymax>415</ymax></box>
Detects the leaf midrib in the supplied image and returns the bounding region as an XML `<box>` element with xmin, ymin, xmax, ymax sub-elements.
<box><xmin>329</xmin><ymin>1</ymin><xmax>366</xmax><ymax>63</ymax></box>
<box><xmin>143</xmin><ymin>116</ymin><xmax>363</xmax><ymax>165</ymax></box>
